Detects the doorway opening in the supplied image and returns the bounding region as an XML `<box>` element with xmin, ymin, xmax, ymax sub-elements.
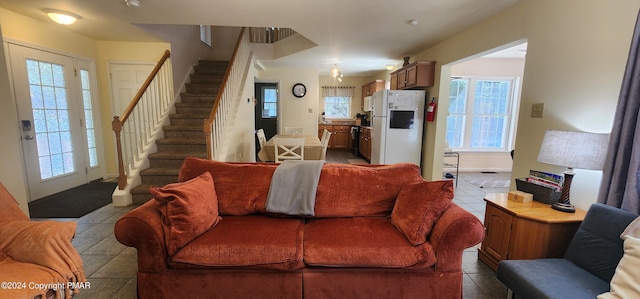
<box><xmin>441</xmin><ymin>41</ymin><xmax>528</xmax><ymax>185</ymax></box>
<box><xmin>254</xmin><ymin>82</ymin><xmax>279</xmax><ymax>160</ymax></box>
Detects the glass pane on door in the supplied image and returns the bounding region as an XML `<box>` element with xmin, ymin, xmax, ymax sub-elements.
<box><xmin>80</xmin><ymin>69</ymin><xmax>98</xmax><ymax>167</ymax></box>
<box><xmin>26</xmin><ymin>59</ymin><xmax>75</xmax><ymax>180</ymax></box>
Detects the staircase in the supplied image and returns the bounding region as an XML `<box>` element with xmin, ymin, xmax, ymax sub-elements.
<box><xmin>130</xmin><ymin>60</ymin><xmax>229</xmax><ymax>204</ymax></box>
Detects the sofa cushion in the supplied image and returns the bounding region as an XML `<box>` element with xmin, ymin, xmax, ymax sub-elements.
<box><xmin>564</xmin><ymin>204</ymin><xmax>639</xmax><ymax>282</ymax></box>
<box><xmin>0</xmin><ymin>183</ymin><xmax>29</xmax><ymax>222</ymax></box>
<box><xmin>151</xmin><ymin>171</ymin><xmax>222</xmax><ymax>256</ymax></box>
<box><xmin>304</xmin><ymin>218</ymin><xmax>436</xmax><ymax>268</ymax></box>
<box><xmin>179</xmin><ymin>158</ymin><xmax>276</xmax><ymax>215</ymax></box>
<box><xmin>0</xmin><ymin>257</ymin><xmax>59</xmax><ymax>299</ymax></box>
<box><xmin>497</xmin><ymin>259</ymin><xmax>610</xmax><ymax>299</ymax></box>
<box><xmin>0</xmin><ymin>220</ymin><xmax>85</xmax><ymax>297</ymax></box>
<box><xmin>309</xmin><ymin>163</ymin><xmax>423</xmax><ymax>218</ymax></box>
<box><xmin>598</xmin><ymin>235</ymin><xmax>640</xmax><ymax>299</ymax></box>
<box><xmin>391</xmin><ymin>180</ymin><xmax>454</xmax><ymax>245</ymax></box>
<box><xmin>179</xmin><ymin>158</ymin><xmax>423</xmax><ymax>218</ymax></box>
<box><xmin>169</xmin><ymin>215</ymin><xmax>304</xmax><ymax>270</ymax></box>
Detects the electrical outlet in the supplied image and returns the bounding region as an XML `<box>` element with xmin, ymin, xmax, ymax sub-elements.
<box><xmin>308</xmin><ymin>108</ymin><xmax>313</xmax><ymax>113</ymax></box>
<box><xmin>531</xmin><ymin>103</ymin><xmax>544</xmax><ymax>118</ymax></box>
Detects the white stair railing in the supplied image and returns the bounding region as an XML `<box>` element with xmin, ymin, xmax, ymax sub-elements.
<box><xmin>112</xmin><ymin>50</ymin><xmax>174</xmax><ymax>190</ymax></box>
<box><xmin>204</xmin><ymin>28</ymin><xmax>251</xmax><ymax>160</ymax></box>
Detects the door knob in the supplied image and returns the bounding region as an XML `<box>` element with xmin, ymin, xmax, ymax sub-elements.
<box><xmin>24</xmin><ymin>135</ymin><xmax>34</xmax><ymax>140</ymax></box>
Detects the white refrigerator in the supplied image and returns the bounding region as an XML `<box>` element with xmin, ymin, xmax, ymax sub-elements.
<box><xmin>371</xmin><ymin>90</ymin><xmax>426</xmax><ymax>165</ymax></box>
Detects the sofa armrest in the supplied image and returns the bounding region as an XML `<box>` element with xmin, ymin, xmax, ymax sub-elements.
<box><xmin>114</xmin><ymin>200</ymin><xmax>168</xmax><ymax>272</ymax></box>
<box><xmin>428</xmin><ymin>203</ymin><xmax>485</xmax><ymax>272</ymax></box>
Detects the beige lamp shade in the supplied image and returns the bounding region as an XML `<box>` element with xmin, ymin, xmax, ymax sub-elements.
<box><xmin>537</xmin><ymin>130</ymin><xmax>609</xmax><ymax>170</ymax></box>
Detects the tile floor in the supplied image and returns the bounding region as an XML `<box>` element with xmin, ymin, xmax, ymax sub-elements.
<box><xmin>37</xmin><ymin>151</ymin><xmax>512</xmax><ymax>298</ymax></box>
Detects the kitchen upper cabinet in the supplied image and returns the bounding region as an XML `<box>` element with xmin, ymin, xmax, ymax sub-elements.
<box><xmin>361</xmin><ymin>80</ymin><xmax>385</xmax><ymax>111</ymax></box>
<box><xmin>319</xmin><ymin>125</ymin><xmax>351</xmax><ymax>149</ymax></box>
<box><xmin>390</xmin><ymin>61</ymin><xmax>436</xmax><ymax>90</ymax></box>
<box><xmin>390</xmin><ymin>73</ymin><xmax>398</xmax><ymax>91</ymax></box>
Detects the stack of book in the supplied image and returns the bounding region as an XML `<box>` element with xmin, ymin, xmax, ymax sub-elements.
<box><xmin>526</xmin><ymin>170</ymin><xmax>563</xmax><ymax>192</ymax></box>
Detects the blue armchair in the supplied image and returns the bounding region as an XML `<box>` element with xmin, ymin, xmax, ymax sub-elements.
<box><xmin>497</xmin><ymin>203</ymin><xmax>639</xmax><ymax>299</ymax></box>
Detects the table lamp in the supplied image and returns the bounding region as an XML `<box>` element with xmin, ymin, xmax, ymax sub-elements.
<box><xmin>537</xmin><ymin>130</ymin><xmax>609</xmax><ymax>213</ymax></box>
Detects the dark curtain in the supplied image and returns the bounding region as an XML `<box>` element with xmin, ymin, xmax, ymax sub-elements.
<box><xmin>597</xmin><ymin>10</ymin><xmax>640</xmax><ymax>214</ymax></box>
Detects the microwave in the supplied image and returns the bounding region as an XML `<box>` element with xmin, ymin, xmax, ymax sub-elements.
<box><xmin>363</xmin><ymin>96</ymin><xmax>373</xmax><ymax>112</ymax></box>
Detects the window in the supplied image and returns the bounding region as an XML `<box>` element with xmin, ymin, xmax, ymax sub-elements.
<box><xmin>79</xmin><ymin>69</ymin><xmax>98</xmax><ymax>167</ymax></box>
<box><xmin>324</xmin><ymin>96</ymin><xmax>351</xmax><ymax>118</ymax></box>
<box><xmin>261</xmin><ymin>86</ymin><xmax>278</xmax><ymax>118</ymax></box>
<box><xmin>27</xmin><ymin>59</ymin><xmax>75</xmax><ymax>179</ymax></box>
<box><xmin>446</xmin><ymin>77</ymin><xmax>518</xmax><ymax>151</ymax></box>
<box><xmin>322</xmin><ymin>86</ymin><xmax>354</xmax><ymax>118</ymax></box>
<box><xmin>200</xmin><ymin>25</ymin><xmax>212</xmax><ymax>47</ymax></box>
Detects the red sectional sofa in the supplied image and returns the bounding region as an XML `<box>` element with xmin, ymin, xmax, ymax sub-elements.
<box><xmin>114</xmin><ymin>157</ymin><xmax>484</xmax><ymax>298</ymax></box>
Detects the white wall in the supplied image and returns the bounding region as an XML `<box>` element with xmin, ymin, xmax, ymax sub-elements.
<box><xmin>136</xmin><ymin>25</ymin><xmax>241</xmax><ymax>94</ymax></box>
<box><xmin>0</xmin><ymin>26</ymin><xmax>29</xmax><ymax>216</ymax></box>
<box><xmin>256</xmin><ymin>67</ymin><xmax>320</xmax><ymax>136</ymax></box>
<box><xmin>225</xmin><ymin>56</ymin><xmax>258</xmax><ymax>162</ymax></box>
<box><xmin>410</xmin><ymin>0</ymin><xmax>639</xmax><ymax>210</ymax></box>
<box><xmin>449</xmin><ymin>57</ymin><xmax>525</xmax><ymax>172</ymax></box>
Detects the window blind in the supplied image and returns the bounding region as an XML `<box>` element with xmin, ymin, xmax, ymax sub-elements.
<box><xmin>322</xmin><ymin>86</ymin><xmax>354</xmax><ymax>97</ymax></box>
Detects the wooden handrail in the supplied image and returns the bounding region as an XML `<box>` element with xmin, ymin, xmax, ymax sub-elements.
<box><xmin>119</xmin><ymin>50</ymin><xmax>171</xmax><ymax>123</ymax></box>
<box><xmin>204</xmin><ymin>27</ymin><xmax>246</xmax><ymax>159</ymax></box>
<box><xmin>112</xmin><ymin>50</ymin><xmax>171</xmax><ymax>190</ymax></box>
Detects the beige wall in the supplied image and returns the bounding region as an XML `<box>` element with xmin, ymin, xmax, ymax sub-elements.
<box><xmin>136</xmin><ymin>25</ymin><xmax>241</xmax><ymax>93</ymax></box>
<box><xmin>0</xmin><ymin>25</ymin><xmax>29</xmax><ymax>216</ymax></box>
<box><xmin>256</xmin><ymin>67</ymin><xmax>320</xmax><ymax>136</ymax></box>
<box><xmin>410</xmin><ymin>0</ymin><xmax>639</xmax><ymax>210</ymax></box>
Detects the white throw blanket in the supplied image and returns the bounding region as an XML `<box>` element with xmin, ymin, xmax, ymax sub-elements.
<box><xmin>266</xmin><ymin>160</ymin><xmax>325</xmax><ymax>216</ymax></box>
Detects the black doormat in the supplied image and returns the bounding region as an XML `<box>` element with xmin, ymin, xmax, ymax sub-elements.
<box><xmin>28</xmin><ymin>180</ymin><xmax>117</xmax><ymax>218</ymax></box>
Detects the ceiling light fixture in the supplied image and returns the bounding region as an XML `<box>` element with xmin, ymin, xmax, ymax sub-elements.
<box><xmin>385</xmin><ymin>65</ymin><xmax>394</xmax><ymax>71</ymax></box>
<box><xmin>331</xmin><ymin>64</ymin><xmax>344</xmax><ymax>82</ymax></box>
<box><xmin>125</xmin><ymin>0</ymin><xmax>141</xmax><ymax>7</ymax></box>
<box><xmin>408</xmin><ymin>19</ymin><xmax>418</xmax><ymax>26</ymax></box>
<box><xmin>43</xmin><ymin>9</ymin><xmax>81</xmax><ymax>25</ymax></box>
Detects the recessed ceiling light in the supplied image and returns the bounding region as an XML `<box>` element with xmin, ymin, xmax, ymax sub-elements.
<box><xmin>43</xmin><ymin>9</ymin><xmax>81</xmax><ymax>25</ymax></box>
<box><xmin>385</xmin><ymin>65</ymin><xmax>394</xmax><ymax>71</ymax></box>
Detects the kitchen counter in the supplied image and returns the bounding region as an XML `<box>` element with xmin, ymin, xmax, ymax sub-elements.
<box><xmin>319</xmin><ymin>120</ymin><xmax>357</xmax><ymax>125</ymax></box>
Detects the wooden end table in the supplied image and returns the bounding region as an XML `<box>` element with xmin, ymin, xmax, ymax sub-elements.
<box><xmin>478</xmin><ymin>193</ymin><xmax>587</xmax><ymax>271</ymax></box>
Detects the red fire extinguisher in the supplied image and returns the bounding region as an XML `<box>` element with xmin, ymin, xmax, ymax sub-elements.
<box><xmin>426</xmin><ymin>98</ymin><xmax>437</xmax><ymax>122</ymax></box>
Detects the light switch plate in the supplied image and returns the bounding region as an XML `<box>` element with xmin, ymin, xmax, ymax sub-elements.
<box><xmin>531</xmin><ymin>103</ymin><xmax>544</xmax><ymax>118</ymax></box>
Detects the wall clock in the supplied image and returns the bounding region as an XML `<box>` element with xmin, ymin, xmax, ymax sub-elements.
<box><xmin>292</xmin><ymin>83</ymin><xmax>306</xmax><ymax>98</ymax></box>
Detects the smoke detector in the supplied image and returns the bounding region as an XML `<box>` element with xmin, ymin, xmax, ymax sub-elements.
<box><xmin>125</xmin><ymin>0</ymin><xmax>141</xmax><ymax>7</ymax></box>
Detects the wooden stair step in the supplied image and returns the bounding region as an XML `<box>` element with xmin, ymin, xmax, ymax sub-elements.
<box><xmin>162</xmin><ymin>125</ymin><xmax>202</xmax><ymax>132</ymax></box>
<box><xmin>130</xmin><ymin>59</ymin><xmax>228</xmax><ymax>204</ymax></box>
<box><xmin>156</xmin><ymin>138</ymin><xmax>206</xmax><ymax>145</ymax></box>
<box><xmin>169</xmin><ymin>113</ymin><xmax>209</xmax><ymax>119</ymax></box>
<box><xmin>149</xmin><ymin>152</ymin><xmax>207</xmax><ymax>160</ymax></box>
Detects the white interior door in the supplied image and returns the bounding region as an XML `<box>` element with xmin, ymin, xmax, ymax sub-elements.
<box><xmin>9</xmin><ymin>44</ymin><xmax>89</xmax><ymax>201</ymax></box>
<box><xmin>109</xmin><ymin>63</ymin><xmax>153</xmax><ymax>116</ymax></box>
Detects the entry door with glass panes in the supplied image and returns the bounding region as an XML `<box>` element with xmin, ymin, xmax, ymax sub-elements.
<box><xmin>9</xmin><ymin>44</ymin><xmax>101</xmax><ymax>201</ymax></box>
